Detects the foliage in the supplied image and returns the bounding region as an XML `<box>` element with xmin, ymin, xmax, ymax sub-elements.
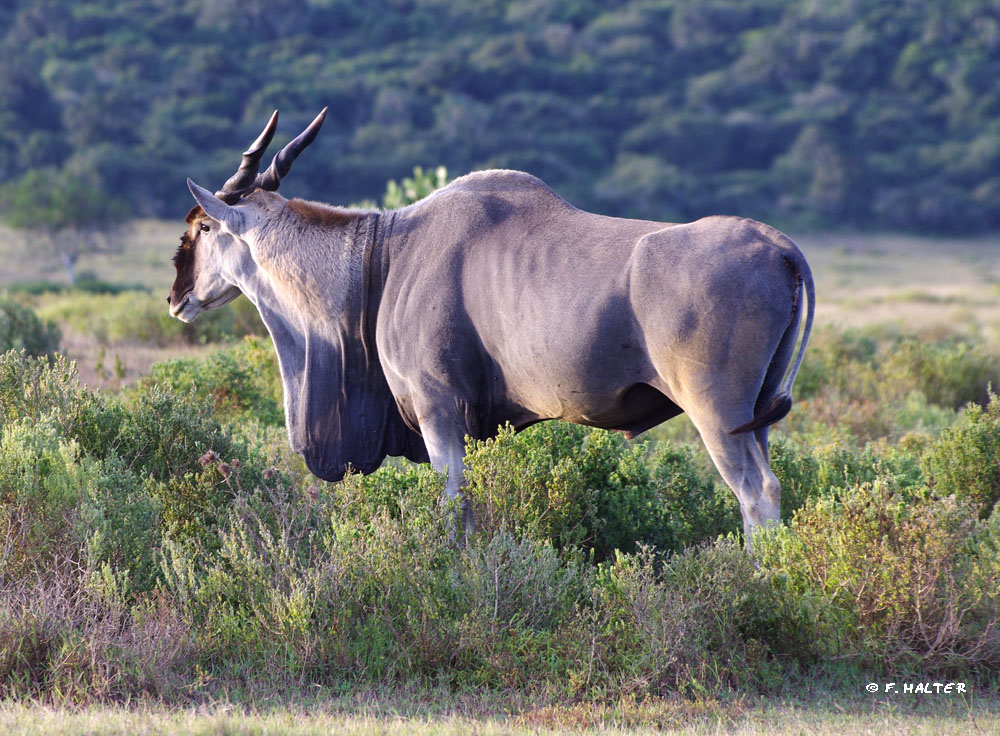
<box><xmin>0</xmin><ymin>296</ymin><xmax>60</xmax><ymax>356</ymax></box>
<box><xmin>142</xmin><ymin>336</ymin><xmax>283</xmax><ymax>427</ymax></box>
<box><xmin>5</xmin><ymin>320</ymin><xmax>1000</xmax><ymax>703</ymax></box>
<box><xmin>0</xmin><ymin>561</ymin><xmax>193</xmax><ymax>702</ymax></box>
<box><xmin>382</xmin><ymin>166</ymin><xmax>450</xmax><ymax>209</ymax></box>
<box><xmin>756</xmin><ymin>479</ymin><xmax>1000</xmax><ymax>674</ymax></box>
<box><xmin>795</xmin><ymin>326</ymin><xmax>1000</xmax><ymax>410</ymax></box>
<box><xmin>36</xmin><ymin>290</ymin><xmax>265</xmax><ymax>347</ymax></box>
<box><xmin>881</xmin><ymin>337</ymin><xmax>1000</xmax><ymax>410</ymax></box>
<box><xmin>575</xmin><ymin>540</ymin><xmax>785</xmax><ymax>697</ymax></box>
<box><xmin>0</xmin><ymin>1</ymin><xmax>997</xmax><ymax>233</ymax></box>
<box><xmin>0</xmin><ymin>349</ymin><xmax>279</xmax><ymax>595</ymax></box>
<box><xmin>922</xmin><ymin>391</ymin><xmax>1000</xmax><ymax>518</ymax></box>
<box><xmin>463</xmin><ymin>422</ymin><xmax>736</xmax><ymax>561</ymax></box>
<box><xmin>781</xmin><ymin>325</ymin><xmax>994</xmax><ymax>446</ymax></box>
<box><xmin>768</xmin><ymin>436</ymin><xmax>923</xmax><ymax>520</ymax></box>
<box><xmin>0</xmin><ymin>167</ymin><xmax>131</xmax><ymax>285</ymax></box>
<box><xmin>0</xmin><ymin>168</ymin><xmax>124</xmax><ymax>232</ymax></box>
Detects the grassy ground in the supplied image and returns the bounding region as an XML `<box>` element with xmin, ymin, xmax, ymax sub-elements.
<box><xmin>0</xmin><ymin>219</ymin><xmax>180</xmax><ymax>291</ymax></box>
<box><xmin>2</xmin><ymin>694</ymin><xmax>997</xmax><ymax>735</ymax></box>
<box><xmin>797</xmin><ymin>232</ymin><xmax>1000</xmax><ymax>339</ymax></box>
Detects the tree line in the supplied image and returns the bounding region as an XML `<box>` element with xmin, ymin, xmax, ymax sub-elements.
<box><xmin>0</xmin><ymin>0</ymin><xmax>998</xmax><ymax>234</ymax></box>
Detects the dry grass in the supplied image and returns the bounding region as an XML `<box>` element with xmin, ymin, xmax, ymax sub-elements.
<box><xmin>0</xmin><ymin>695</ymin><xmax>997</xmax><ymax>735</ymax></box>
<box><xmin>0</xmin><ymin>219</ymin><xmax>180</xmax><ymax>291</ymax></box>
<box><xmin>795</xmin><ymin>232</ymin><xmax>1000</xmax><ymax>339</ymax></box>
<box><xmin>57</xmin><ymin>332</ymin><xmax>215</xmax><ymax>392</ymax></box>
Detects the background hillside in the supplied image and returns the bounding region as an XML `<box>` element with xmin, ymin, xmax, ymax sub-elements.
<box><xmin>1</xmin><ymin>0</ymin><xmax>999</xmax><ymax>232</ymax></box>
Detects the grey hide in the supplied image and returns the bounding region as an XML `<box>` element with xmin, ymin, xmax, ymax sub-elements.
<box><xmin>172</xmin><ymin>168</ymin><xmax>814</xmax><ymax>541</ymax></box>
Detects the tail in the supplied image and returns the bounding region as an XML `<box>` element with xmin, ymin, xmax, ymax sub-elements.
<box><xmin>729</xmin><ymin>250</ymin><xmax>815</xmax><ymax>435</ymax></box>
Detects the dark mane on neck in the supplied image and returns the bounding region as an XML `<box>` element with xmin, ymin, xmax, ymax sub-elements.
<box><xmin>288</xmin><ymin>198</ymin><xmax>366</xmax><ymax>227</ymax></box>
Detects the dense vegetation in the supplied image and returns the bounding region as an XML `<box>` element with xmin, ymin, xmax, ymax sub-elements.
<box><xmin>2</xmin><ymin>305</ymin><xmax>1000</xmax><ymax>704</ymax></box>
<box><xmin>0</xmin><ymin>296</ymin><xmax>61</xmax><ymax>356</ymax></box>
<box><xmin>0</xmin><ymin>0</ymin><xmax>998</xmax><ymax>232</ymax></box>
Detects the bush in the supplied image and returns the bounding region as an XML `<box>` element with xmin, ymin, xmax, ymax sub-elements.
<box><xmin>142</xmin><ymin>336</ymin><xmax>283</xmax><ymax>427</ymax></box>
<box><xmin>0</xmin><ymin>297</ymin><xmax>60</xmax><ymax>356</ymax></box>
<box><xmin>6</xmin><ymin>320</ymin><xmax>1000</xmax><ymax>703</ymax></box>
<box><xmin>570</xmin><ymin>539</ymin><xmax>785</xmax><ymax>697</ymax></box>
<box><xmin>768</xmin><ymin>436</ymin><xmax>922</xmax><ymax>520</ymax></box>
<box><xmin>0</xmin><ymin>561</ymin><xmax>193</xmax><ymax>702</ymax></box>
<box><xmin>922</xmin><ymin>392</ymin><xmax>1000</xmax><ymax>518</ymax></box>
<box><xmin>382</xmin><ymin>165</ymin><xmax>450</xmax><ymax>209</ymax></box>
<box><xmin>755</xmin><ymin>478</ymin><xmax>1000</xmax><ymax>674</ymax></box>
<box><xmin>649</xmin><ymin>442</ymin><xmax>740</xmax><ymax>550</ymax></box>
<box><xmin>880</xmin><ymin>336</ymin><xmax>1000</xmax><ymax>410</ymax></box>
<box><xmin>0</xmin><ymin>350</ymin><xmax>284</xmax><ymax>596</ymax></box>
<box><xmin>454</xmin><ymin>532</ymin><xmax>590</xmax><ymax>686</ymax></box>
<box><xmin>793</xmin><ymin>325</ymin><xmax>881</xmax><ymax>400</ymax></box>
<box><xmin>160</xmin><ymin>470</ymin><xmax>463</xmax><ymax>683</ymax></box>
<box><xmin>0</xmin><ymin>419</ymin><xmax>90</xmax><ymax>582</ymax></box>
<box><xmin>782</xmin><ymin>326</ymin><xmax>997</xmax><ymax>446</ymax></box>
<box><xmin>463</xmin><ymin>423</ymin><xmax>732</xmax><ymax>561</ymax></box>
<box><xmin>0</xmin><ymin>350</ymin><xmax>90</xmax><ymax>429</ymax></box>
<box><xmin>35</xmin><ymin>290</ymin><xmax>264</xmax><ymax>347</ymax></box>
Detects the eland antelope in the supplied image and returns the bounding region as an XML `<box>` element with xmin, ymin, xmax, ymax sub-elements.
<box><xmin>168</xmin><ymin>108</ymin><xmax>814</xmax><ymax>544</ymax></box>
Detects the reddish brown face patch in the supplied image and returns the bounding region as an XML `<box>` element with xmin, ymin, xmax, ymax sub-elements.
<box><xmin>184</xmin><ymin>205</ymin><xmax>204</xmax><ymax>224</ymax></box>
<box><xmin>168</xmin><ymin>206</ymin><xmax>204</xmax><ymax>307</ymax></box>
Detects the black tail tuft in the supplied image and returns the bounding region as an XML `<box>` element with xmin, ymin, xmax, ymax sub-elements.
<box><xmin>729</xmin><ymin>393</ymin><xmax>793</xmax><ymax>435</ymax></box>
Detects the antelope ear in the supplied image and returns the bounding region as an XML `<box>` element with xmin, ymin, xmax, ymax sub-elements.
<box><xmin>187</xmin><ymin>178</ymin><xmax>247</xmax><ymax>234</ymax></box>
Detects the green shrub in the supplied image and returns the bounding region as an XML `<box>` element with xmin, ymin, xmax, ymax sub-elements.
<box><xmin>5</xmin><ymin>321</ymin><xmax>1000</xmax><ymax>702</ymax></box>
<box><xmin>142</xmin><ymin>336</ymin><xmax>283</xmax><ymax>426</ymax></box>
<box><xmin>0</xmin><ymin>419</ymin><xmax>89</xmax><ymax>582</ymax></box>
<box><xmin>782</xmin><ymin>326</ymin><xmax>998</xmax><ymax>446</ymax></box>
<box><xmin>335</xmin><ymin>462</ymin><xmax>445</xmax><ymax>527</ymax></box>
<box><xmin>769</xmin><ymin>436</ymin><xmax>923</xmax><ymax>519</ymax></box>
<box><xmin>881</xmin><ymin>336</ymin><xmax>1000</xmax><ymax>409</ymax></box>
<box><xmin>157</xmin><ymin>461</ymin><xmax>594</xmax><ymax>689</ymax></box>
<box><xmin>80</xmin><ymin>454</ymin><xmax>161</xmax><ymax>591</ymax></box>
<box><xmin>382</xmin><ymin>165</ymin><xmax>450</xmax><ymax>209</ymax></box>
<box><xmin>922</xmin><ymin>392</ymin><xmax>1000</xmax><ymax>518</ymax></box>
<box><xmin>454</xmin><ymin>532</ymin><xmax>590</xmax><ymax>687</ymax></box>
<box><xmin>0</xmin><ymin>350</ymin><xmax>89</xmax><ymax>431</ymax></box>
<box><xmin>755</xmin><ymin>478</ymin><xmax>1000</xmax><ymax>674</ymax></box>
<box><xmin>464</xmin><ymin>423</ymin><xmax>731</xmax><ymax>561</ymax></box>
<box><xmin>0</xmin><ymin>561</ymin><xmax>193</xmax><ymax>702</ymax></box>
<box><xmin>2</xmin><ymin>279</ymin><xmax>139</xmax><ymax>296</ymax></box>
<box><xmin>793</xmin><ymin>325</ymin><xmax>881</xmax><ymax>400</ymax></box>
<box><xmin>35</xmin><ymin>290</ymin><xmax>265</xmax><ymax>347</ymax></box>
<box><xmin>796</xmin><ymin>326</ymin><xmax>1000</xmax><ymax>411</ymax></box>
<box><xmin>161</xmin><ymin>472</ymin><xmax>462</xmax><ymax>683</ymax></box>
<box><xmin>570</xmin><ymin>539</ymin><xmax>784</xmax><ymax>697</ymax></box>
<box><xmin>0</xmin><ymin>350</ymin><xmax>283</xmax><ymax>596</ymax></box>
<box><xmin>37</xmin><ymin>291</ymin><xmax>185</xmax><ymax>346</ymax></box>
<box><xmin>649</xmin><ymin>442</ymin><xmax>740</xmax><ymax>550</ymax></box>
<box><xmin>0</xmin><ymin>297</ymin><xmax>60</xmax><ymax>356</ymax></box>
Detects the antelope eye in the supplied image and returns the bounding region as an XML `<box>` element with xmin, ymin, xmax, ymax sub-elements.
<box><xmin>199</xmin><ymin>223</ymin><xmax>210</xmax><ymax>233</ymax></box>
